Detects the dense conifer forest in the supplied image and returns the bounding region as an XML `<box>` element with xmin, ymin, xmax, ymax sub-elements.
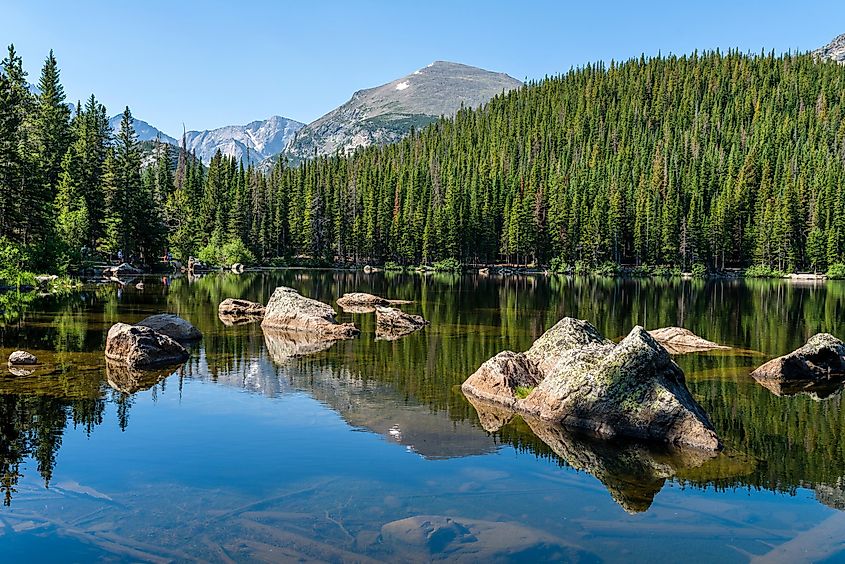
<box><xmin>3</xmin><ymin>45</ymin><xmax>845</xmax><ymax>276</ymax></box>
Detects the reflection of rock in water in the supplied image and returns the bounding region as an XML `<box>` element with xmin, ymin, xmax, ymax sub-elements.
<box><xmin>524</xmin><ymin>416</ymin><xmax>715</xmax><ymax>513</ymax></box>
<box><xmin>464</xmin><ymin>394</ymin><xmax>515</xmax><ymax>432</ymax></box>
<box><xmin>262</xmin><ymin>329</ymin><xmax>338</xmax><ymax>363</ymax></box>
<box><xmin>467</xmin><ymin>394</ymin><xmax>717</xmax><ymax>513</ymax></box>
<box><xmin>752</xmin><ymin>374</ymin><xmax>844</xmax><ymax>400</ymax></box>
<box><xmin>380</xmin><ymin>515</ymin><xmax>590</xmax><ymax>562</ymax></box>
<box><xmin>106</xmin><ymin>360</ymin><xmax>184</xmax><ymax>394</ymax></box>
<box><xmin>815</xmin><ymin>478</ymin><xmax>845</xmax><ymax>510</ymax></box>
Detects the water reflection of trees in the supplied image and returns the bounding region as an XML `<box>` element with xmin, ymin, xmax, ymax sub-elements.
<box><xmin>2</xmin><ymin>273</ymin><xmax>845</xmax><ymax>509</ymax></box>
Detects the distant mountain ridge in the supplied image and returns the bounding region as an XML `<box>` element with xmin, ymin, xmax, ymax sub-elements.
<box><xmin>282</xmin><ymin>61</ymin><xmax>523</xmax><ymax>162</ymax></box>
<box><xmin>107</xmin><ymin>115</ymin><xmax>304</xmax><ymax>165</ymax></box>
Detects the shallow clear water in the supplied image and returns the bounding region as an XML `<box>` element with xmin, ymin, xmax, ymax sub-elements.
<box><xmin>1</xmin><ymin>271</ymin><xmax>844</xmax><ymax>562</ymax></box>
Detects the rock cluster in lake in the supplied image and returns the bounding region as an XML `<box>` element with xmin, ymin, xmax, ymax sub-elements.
<box><xmin>750</xmin><ymin>333</ymin><xmax>845</xmax><ymax>396</ymax></box>
<box><xmin>261</xmin><ymin>287</ymin><xmax>359</xmax><ymax>339</ymax></box>
<box><xmin>648</xmin><ymin>327</ymin><xmax>729</xmax><ymax>355</ymax></box>
<box><xmin>462</xmin><ymin>317</ymin><xmax>722</xmax><ymax>451</ymax></box>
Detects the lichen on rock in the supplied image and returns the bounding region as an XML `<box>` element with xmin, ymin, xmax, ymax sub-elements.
<box><xmin>462</xmin><ymin>317</ymin><xmax>722</xmax><ymax>451</ymax></box>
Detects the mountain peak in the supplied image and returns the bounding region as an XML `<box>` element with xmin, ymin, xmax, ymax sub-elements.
<box><xmin>815</xmin><ymin>32</ymin><xmax>845</xmax><ymax>63</ymax></box>
<box><xmin>284</xmin><ymin>61</ymin><xmax>523</xmax><ymax>161</ymax></box>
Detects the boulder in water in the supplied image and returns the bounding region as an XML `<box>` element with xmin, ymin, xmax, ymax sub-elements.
<box><xmin>260</xmin><ymin>286</ymin><xmax>358</xmax><ymax>339</ymax></box>
<box><xmin>218</xmin><ymin>298</ymin><xmax>266</xmax><ymax>325</ymax></box>
<box><xmin>105</xmin><ymin>323</ymin><xmax>189</xmax><ymax>369</ymax></box>
<box><xmin>8</xmin><ymin>350</ymin><xmax>37</xmax><ymax>365</ymax></box>
<box><xmin>750</xmin><ymin>333</ymin><xmax>845</xmax><ymax>385</ymax></box>
<box><xmin>462</xmin><ymin>317</ymin><xmax>721</xmax><ymax>451</ymax></box>
<box><xmin>136</xmin><ymin>314</ymin><xmax>202</xmax><ymax>342</ymax></box>
<box><xmin>375</xmin><ymin>306</ymin><xmax>429</xmax><ymax>340</ymax></box>
<box><xmin>648</xmin><ymin>327</ymin><xmax>729</xmax><ymax>355</ymax></box>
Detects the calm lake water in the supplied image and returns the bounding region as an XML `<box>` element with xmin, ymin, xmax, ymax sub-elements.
<box><xmin>1</xmin><ymin>271</ymin><xmax>844</xmax><ymax>562</ymax></box>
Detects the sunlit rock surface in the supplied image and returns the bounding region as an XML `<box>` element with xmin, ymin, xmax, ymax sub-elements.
<box><xmin>750</xmin><ymin>334</ymin><xmax>845</xmax><ymax>390</ymax></box>
<box><xmin>261</xmin><ymin>287</ymin><xmax>358</xmax><ymax>339</ymax></box>
<box><xmin>463</xmin><ymin>318</ymin><xmax>721</xmax><ymax>450</ymax></box>
<box><xmin>648</xmin><ymin>327</ymin><xmax>729</xmax><ymax>355</ymax></box>
<box><xmin>137</xmin><ymin>313</ymin><xmax>202</xmax><ymax>342</ymax></box>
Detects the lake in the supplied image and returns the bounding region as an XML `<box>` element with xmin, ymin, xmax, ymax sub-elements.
<box><xmin>1</xmin><ymin>271</ymin><xmax>844</xmax><ymax>562</ymax></box>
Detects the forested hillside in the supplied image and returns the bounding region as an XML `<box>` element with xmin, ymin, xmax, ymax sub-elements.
<box><xmin>3</xmin><ymin>46</ymin><xmax>845</xmax><ymax>274</ymax></box>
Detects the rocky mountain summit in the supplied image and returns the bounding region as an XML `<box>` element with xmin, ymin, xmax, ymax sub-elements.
<box><xmin>283</xmin><ymin>61</ymin><xmax>523</xmax><ymax>161</ymax></box>
<box><xmin>815</xmin><ymin>32</ymin><xmax>845</xmax><ymax>63</ymax></box>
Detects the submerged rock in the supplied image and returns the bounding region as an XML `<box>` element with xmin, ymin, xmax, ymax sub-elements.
<box><xmin>462</xmin><ymin>318</ymin><xmax>721</xmax><ymax>451</ymax></box>
<box><xmin>106</xmin><ymin>359</ymin><xmax>184</xmax><ymax>394</ymax></box>
<box><xmin>260</xmin><ymin>286</ymin><xmax>358</xmax><ymax>339</ymax></box>
<box><xmin>137</xmin><ymin>314</ymin><xmax>202</xmax><ymax>342</ymax></box>
<box><xmin>375</xmin><ymin>306</ymin><xmax>429</xmax><ymax>340</ymax></box>
<box><xmin>380</xmin><ymin>515</ymin><xmax>588</xmax><ymax>562</ymax></box>
<box><xmin>8</xmin><ymin>350</ymin><xmax>38</xmax><ymax>365</ymax></box>
<box><xmin>750</xmin><ymin>334</ymin><xmax>845</xmax><ymax>385</ymax></box>
<box><xmin>648</xmin><ymin>327</ymin><xmax>729</xmax><ymax>355</ymax></box>
<box><xmin>105</xmin><ymin>323</ymin><xmax>189</xmax><ymax>369</ymax></box>
<box><xmin>218</xmin><ymin>298</ymin><xmax>265</xmax><ymax>325</ymax></box>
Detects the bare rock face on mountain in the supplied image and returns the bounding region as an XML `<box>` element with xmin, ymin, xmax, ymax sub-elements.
<box><xmin>375</xmin><ymin>306</ymin><xmax>429</xmax><ymax>340</ymax></box>
<box><xmin>137</xmin><ymin>314</ymin><xmax>202</xmax><ymax>342</ymax></box>
<box><xmin>260</xmin><ymin>286</ymin><xmax>358</xmax><ymax>339</ymax></box>
<box><xmin>648</xmin><ymin>327</ymin><xmax>729</xmax><ymax>355</ymax></box>
<box><xmin>815</xmin><ymin>33</ymin><xmax>845</xmax><ymax>64</ymax></box>
<box><xmin>462</xmin><ymin>318</ymin><xmax>721</xmax><ymax>451</ymax></box>
<box><xmin>218</xmin><ymin>298</ymin><xmax>265</xmax><ymax>325</ymax></box>
<box><xmin>105</xmin><ymin>323</ymin><xmax>190</xmax><ymax>369</ymax></box>
<box><xmin>750</xmin><ymin>333</ymin><xmax>845</xmax><ymax>386</ymax></box>
<box><xmin>284</xmin><ymin>61</ymin><xmax>522</xmax><ymax>161</ymax></box>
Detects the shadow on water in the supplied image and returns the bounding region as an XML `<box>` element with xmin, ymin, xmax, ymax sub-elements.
<box><xmin>1</xmin><ymin>271</ymin><xmax>845</xmax><ymax>521</ymax></box>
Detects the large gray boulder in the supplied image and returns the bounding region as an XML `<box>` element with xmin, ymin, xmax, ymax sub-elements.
<box><xmin>462</xmin><ymin>318</ymin><xmax>721</xmax><ymax>451</ymax></box>
<box><xmin>105</xmin><ymin>323</ymin><xmax>190</xmax><ymax>369</ymax></box>
<box><xmin>336</xmin><ymin>292</ymin><xmax>412</xmax><ymax>313</ymax></box>
<box><xmin>218</xmin><ymin>298</ymin><xmax>265</xmax><ymax>325</ymax></box>
<box><xmin>260</xmin><ymin>286</ymin><xmax>358</xmax><ymax>339</ymax></box>
<box><xmin>648</xmin><ymin>327</ymin><xmax>729</xmax><ymax>355</ymax></box>
<box><xmin>375</xmin><ymin>306</ymin><xmax>429</xmax><ymax>340</ymax></box>
<box><xmin>8</xmin><ymin>350</ymin><xmax>38</xmax><ymax>365</ymax></box>
<box><xmin>750</xmin><ymin>333</ymin><xmax>845</xmax><ymax>384</ymax></box>
<box><xmin>137</xmin><ymin>314</ymin><xmax>202</xmax><ymax>342</ymax></box>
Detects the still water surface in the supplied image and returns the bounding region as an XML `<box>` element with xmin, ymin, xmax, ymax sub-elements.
<box><xmin>1</xmin><ymin>271</ymin><xmax>844</xmax><ymax>562</ymax></box>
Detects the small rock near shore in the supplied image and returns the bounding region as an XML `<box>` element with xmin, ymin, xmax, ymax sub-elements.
<box><xmin>8</xmin><ymin>350</ymin><xmax>38</xmax><ymax>365</ymax></box>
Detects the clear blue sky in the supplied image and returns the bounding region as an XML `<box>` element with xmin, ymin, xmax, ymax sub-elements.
<box><xmin>2</xmin><ymin>0</ymin><xmax>843</xmax><ymax>136</ymax></box>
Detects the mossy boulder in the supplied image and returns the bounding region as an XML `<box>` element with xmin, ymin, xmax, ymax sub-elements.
<box><xmin>462</xmin><ymin>317</ymin><xmax>721</xmax><ymax>451</ymax></box>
